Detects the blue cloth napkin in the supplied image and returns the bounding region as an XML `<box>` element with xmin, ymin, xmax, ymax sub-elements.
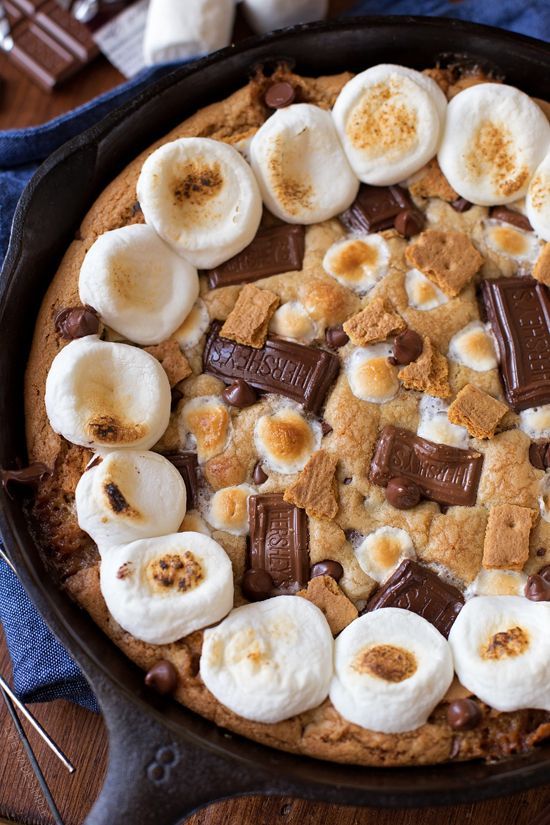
<box><xmin>0</xmin><ymin>2</ymin><xmax>547</xmax><ymax>712</ymax></box>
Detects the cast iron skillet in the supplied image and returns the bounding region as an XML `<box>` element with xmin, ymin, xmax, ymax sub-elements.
<box><xmin>0</xmin><ymin>16</ymin><xmax>549</xmax><ymax>825</ymax></box>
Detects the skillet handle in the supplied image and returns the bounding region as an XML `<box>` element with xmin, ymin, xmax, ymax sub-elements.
<box><xmin>85</xmin><ymin>680</ymin><xmax>265</xmax><ymax>825</ymax></box>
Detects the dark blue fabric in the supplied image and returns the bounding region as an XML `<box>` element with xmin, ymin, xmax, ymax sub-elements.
<box><xmin>0</xmin><ymin>1</ymin><xmax>547</xmax><ymax>711</ymax></box>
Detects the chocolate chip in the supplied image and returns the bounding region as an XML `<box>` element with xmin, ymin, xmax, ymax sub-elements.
<box><xmin>321</xmin><ymin>421</ymin><xmax>333</xmax><ymax>436</ymax></box>
<box><xmin>447</xmin><ymin>699</ymin><xmax>482</xmax><ymax>730</ymax></box>
<box><xmin>222</xmin><ymin>379</ymin><xmax>258</xmax><ymax>408</ymax></box>
<box><xmin>1</xmin><ymin>463</ymin><xmax>50</xmax><ymax>496</ymax></box>
<box><xmin>385</xmin><ymin>476</ymin><xmax>421</xmax><ymax>510</ymax></box>
<box><xmin>325</xmin><ymin>325</ymin><xmax>349</xmax><ymax>349</ymax></box>
<box><xmin>529</xmin><ymin>442</ymin><xmax>550</xmax><ymax>471</ymax></box>
<box><xmin>392</xmin><ymin>329</ymin><xmax>423</xmax><ymax>366</ymax></box>
<box><xmin>144</xmin><ymin>660</ymin><xmax>178</xmax><ymax>695</ymax></box>
<box><xmin>241</xmin><ymin>568</ymin><xmax>274</xmax><ymax>601</ymax></box>
<box><xmin>536</xmin><ymin>547</ymin><xmax>546</xmax><ymax>557</ymax></box>
<box><xmin>55</xmin><ymin>306</ymin><xmax>99</xmax><ymax>339</ymax></box>
<box><xmin>253</xmin><ymin>462</ymin><xmax>268</xmax><ymax>485</ymax></box>
<box><xmin>343</xmin><ymin>477</ymin><xmax>352</xmax><ymax>485</ymax></box>
<box><xmin>451</xmin><ymin>197</ymin><xmax>473</xmax><ymax>213</ymax></box>
<box><xmin>264</xmin><ymin>81</ymin><xmax>296</xmax><ymax>109</ymax></box>
<box><xmin>525</xmin><ymin>574</ymin><xmax>550</xmax><ymax>602</ymax></box>
<box><xmin>394</xmin><ymin>208</ymin><xmax>424</xmax><ymax>238</ymax></box>
<box><xmin>310</xmin><ymin>560</ymin><xmax>344</xmax><ymax>582</ymax></box>
<box><xmin>540</xmin><ymin>565</ymin><xmax>550</xmax><ymax>583</ymax></box>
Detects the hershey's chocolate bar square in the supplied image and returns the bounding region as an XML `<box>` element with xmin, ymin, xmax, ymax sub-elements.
<box><xmin>248</xmin><ymin>493</ymin><xmax>309</xmax><ymax>593</ymax></box>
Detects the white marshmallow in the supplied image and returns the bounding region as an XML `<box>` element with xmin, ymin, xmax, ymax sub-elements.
<box><xmin>200</xmin><ymin>596</ymin><xmax>334</xmax><ymax>724</ymax></box>
<box><xmin>332</xmin><ymin>65</ymin><xmax>444</xmax><ymax>186</ymax></box>
<box><xmin>438</xmin><ymin>84</ymin><xmax>550</xmax><ymax>206</ymax></box>
<box><xmin>138</xmin><ymin>137</ymin><xmax>262</xmax><ymax>269</ymax></box>
<box><xmin>465</xmin><ymin>569</ymin><xmax>528</xmax><ymax>599</ymax></box>
<box><xmin>172</xmin><ymin>298</ymin><xmax>210</xmax><ymax>351</ymax></box>
<box><xmin>79</xmin><ymin>224</ymin><xmax>199</xmax><ymax>347</ymax></box>
<box><xmin>527</xmin><ymin>151</ymin><xmax>550</xmax><ymax>241</ymax></box>
<box><xmin>241</xmin><ymin>0</ymin><xmax>328</xmax><ymax>34</ymax></box>
<box><xmin>254</xmin><ymin>407</ymin><xmax>321</xmax><ymax>474</ymax></box>
<box><xmin>181</xmin><ymin>396</ymin><xmax>231</xmax><ymax>463</ymax></box>
<box><xmin>447</xmin><ymin>321</ymin><xmax>498</xmax><ymax>372</ymax></box>
<box><xmin>44</xmin><ymin>336</ymin><xmax>171</xmax><ymax>451</ymax></box>
<box><xmin>449</xmin><ymin>596</ymin><xmax>550</xmax><ymax>712</ymax></box>
<box><xmin>207</xmin><ymin>484</ymin><xmax>255</xmax><ymax>536</ymax></box>
<box><xmin>100</xmin><ymin>532</ymin><xmax>234</xmax><ymax>645</ymax></box>
<box><xmin>250</xmin><ymin>104</ymin><xmax>359</xmax><ymax>224</ymax></box>
<box><xmin>323</xmin><ymin>234</ymin><xmax>390</xmax><ymax>294</ymax></box>
<box><xmin>355</xmin><ymin>527</ymin><xmax>415</xmax><ymax>583</ymax></box>
<box><xmin>346</xmin><ymin>344</ymin><xmax>399</xmax><ymax>404</ymax></box>
<box><xmin>483</xmin><ymin>219</ymin><xmax>542</xmax><ymax>262</ymax></box>
<box><xmin>144</xmin><ymin>0</ymin><xmax>235</xmax><ymax>65</ymax></box>
<box><xmin>76</xmin><ymin>451</ymin><xmax>186</xmax><ymax>551</ymax></box>
<box><xmin>330</xmin><ymin>609</ymin><xmax>454</xmax><ymax>733</ymax></box>
<box><xmin>405</xmin><ymin>268</ymin><xmax>449</xmax><ymax>311</ymax></box>
<box><xmin>519</xmin><ymin>405</ymin><xmax>550</xmax><ymax>439</ymax></box>
<box><xmin>269</xmin><ymin>301</ymin><xmax>318</xmax><ymax>343</ymax></box>
<box><xmin>417</xmin><ymin>395</ymin><xmax>469</xmax><ymax>449</ymax></box>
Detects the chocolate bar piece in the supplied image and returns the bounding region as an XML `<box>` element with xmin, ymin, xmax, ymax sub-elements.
<box><xmin>162</xmin><ymin>452</ymin><xmax>199</xmax><ymax>510</ymax></box>
<box><xmin>490</xmin><ymin>206</ymin><xmax>533</xmax><ymax>233</ymax></box>
<box><xmin>370</xmin><ymin>425</ymin><xmax>483</xmax><ymax>507</ymax></box>
<box><xmin>365</xmin><ymin>559</ymin><xmax>464</xmax><ymax>637</ymax></box>
<box><xmin>481</xmin><ymin>278</ymin><xmax>550</xmax><ymax>412</ymax></box>
<box><xmin>340</xmin><ymin>184</ymin><xmax>414</xmax><ymax>234</ymax></box>
<box><xmin>248</xmin><ymin>493</ymin><xmax>309</xmax><ymax>593</ymax></box>
<box><xmin>208</xmin><ymin>225</ymin><xmax>306</xmax><ymax>289</ymax></box>
<box><xmin>203</xmin><ymin>322</ymin><xmax>340</xmax><ymax>414</ymax></box>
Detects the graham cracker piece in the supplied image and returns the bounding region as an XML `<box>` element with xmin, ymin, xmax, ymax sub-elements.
<box><xmin>405</xmin><ymin>230</ymin><xmax>484</xmax><ymax>297</ymax></box>
<box><xmin>398</xmin><ymin>337</ymin><xmax>451</xmax><ymax>398</ymax></box>
<box><xmin>297</xmin><ymin>575</ymin><xmax>358</xmax><ymax>635</ymax></box>
<box><xmin>409</xmin><ymin>159</ymin><xmax>459</xmax><ymax>203</ymax></box>
<box><xmin>342</xmin><ymin>296</ymin><xmax>406</xmax><ymax>346</ymax></box>
<box><xmin>448</xmin><ymin>383</ymin><xmax>508</xmax><ymax>439</ymax></box>
<box><xmin>284</xmin><ymin>450</ymin><xmax>338</xmax><ymax>520</ymax></box>
<box><xmin>482</xmin><ymin>504</ymin><xmax>537</xmax><ymax>570</ymax></box>
<box><xmin>534</xmin><ymin>243</ymin><xmax>550</xmax><ymax>287</ymax></box>
<box><xmin>144</xmin><ymin>339</ymin><xmax>192</xmax><ymax>387</ymax></box>
<box><xmin>220</xmin><ymin>284</ymin><xmax>280</xmax><ymax>348</ymax></box>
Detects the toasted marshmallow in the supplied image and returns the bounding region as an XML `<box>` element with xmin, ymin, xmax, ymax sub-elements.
<box><xmin>181</xmin><ymin>396</ymin><xmax>231</xmax><ymax>463</ymax></box>
<box><xmin>76</xmin><ymin>451</ymin><xmax>186</xmax><ymax>551</ymax></box>
<box><xmin>78</xmin><ymin>224</ymin><xmax>199</xmax><ymax>347</ymax></box>
<box><xmin>405</xmin><ymin>268</ymin><xmax>449</xmax><ymax>311</ymax></box>
<box><xmin>355</xmin><ymin>527</ymin><xmax>415</xmax><ymax>583</ymax></box>
<box><xmin>330</xmin><ymin>609</ymin><xmax>453</xmax><ymax>733</ymax></box>
<box><xmin>539</xmin><ymin>475</ymin><xmax>550</xmax><ymax>523</ymax></box>
<box><xmin>417</xmin><ymin>395</ymin><xmax>469</xmax><ymax>448</ymax></box>
<box><xmin>250</xmin><ymin>104</ymin><xmax>359</xmax><ymax>224</ymax></box>
<box><xmin>346</xmin><ymin>345</ymin><xmax>399</xmax><ymax>404</ymax></box>
<box><xmin>269</xmin><ymin>301</ymin><xmax>318</xmax><ymax>343</ymax></box>
<box><xmin>466</xmin><ymin>569</ymin><xmax>528</xmax><ymax>599</ymax></box>
<box><xmin>137</xmin><ymin>137</ymin><xmax>262</xmax><ymax>269</ymax></box>
<box><xmin>438</xmin><ymin>84</ymin><xmax>550</xmax><ymax>206</ymax></box>
<box><xmin>527</xmin><ymin>151</ymin><xmax>550</xmax><ymax>241</ymax></box>
<box><xmin>323</xmin><ymin>235</ymin><xmax>390</xmax><ymax>294</ymax></box>
<box><xmin>207</xmin><ymin>484</ymin><xmax>255</xmax><ymax>536</ymax></box>
<box><xmin>519</xmin><ymin>405</ymin><xmax>550</xmax><ymax>439</ymax></box>
<box><xmin>447</xmin><ymin>321</ymin><xmax>498</xmax><ymax>372</ymax></box>
<box><xmin>100</xmin><ymin>532</ymin><xmax>234</xmax><ymax>645</ymax></box>
<box><xmin>332</xmin><ymin>65</ymin><xmax>445</xmax><ymax>186</ymax></box>
<box><xmin>449</xmin><ymin>596</ymin><xmax>550</xmax><ymax>712</ymax></box>
<box><xmin>484</xmin><ymin>219</ymin><xmax>542</xmax><ymax>262</ymax></box>
<box><xmin>45</xmin><ymin>336</ymin><xmax>171</xmax><ymax>451</ymax></box>
<box><xmin>254</xmin><ymin>407</ymin><xmax>321</xmax><ymax>474</ymax></box>
<box><xmin>173</xmin><ymin>299</ymin><xmax>210</xmax><ymax>350</ymax></box>
<box><xmin>200</xmin><ymin>596</ymin><xmax>334</xmax><ymax>723</ymax></box>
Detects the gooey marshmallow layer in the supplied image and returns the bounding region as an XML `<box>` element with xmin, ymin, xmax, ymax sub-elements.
<box><xmin>137</xmin><ymin>137</ymin><xmax>262</xmax><ymax>269</ymax></box>
<box><xmin>330</xmin><ymin>609</ymin><xmax>454</xmax><ymax>733</ymax></box>
<box><xmin>79</xmin><ymin>224</ymin><xmax>199</xmax><ymax>346</ymax></box>
<box><xmin>250</xmin><ymin>103</ymin><xmax>359</xmax><ymax>224</ymax></box>
<box><xmin>100</xmin><ymin>532</ymin><xmax>234</xmax><ymax>645</ymax></box>
<box><xmin>45</xmin><ymin>336</ymin><xmax>171</xmax><ymax>451</ymax></box>
<box><xmin>200</xmin><ymin>596</ymin><xmax>334</xmax><ymax>724</ymax></box>
<box><xmin>75</xmin><ymin>451</ymin><xmax>186</xmax><ymax>551</ymax></box>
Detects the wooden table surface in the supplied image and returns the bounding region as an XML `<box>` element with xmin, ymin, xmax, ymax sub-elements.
<box><xmin>0</xmin><ymin>2</ymin><xmax>548</xmax><ymax>824</ymax></box>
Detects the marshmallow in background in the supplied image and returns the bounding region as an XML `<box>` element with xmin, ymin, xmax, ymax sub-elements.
<box><xmin>144</xmin><ymin>0</ymin><xmax>235</xmax><ymax>65</ymax></box>
<box><xmin>242</xmin><ymin>0</ymin><xmax>328</xmax><ymax>34</ymax></box>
